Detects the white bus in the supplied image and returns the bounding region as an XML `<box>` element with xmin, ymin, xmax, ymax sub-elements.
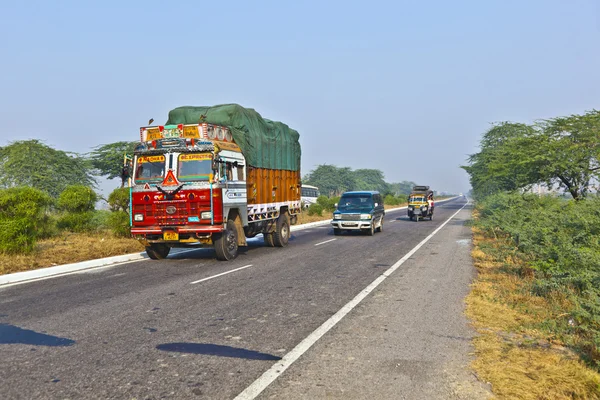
<box><xmin>301</xmin><ymin>184</ymin><xmax>320</xmax><ymax>208</ymax></box>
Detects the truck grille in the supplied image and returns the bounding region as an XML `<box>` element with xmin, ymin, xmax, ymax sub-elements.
<box><xmin>154</xmin><ymin>201</ymin><xmax>198</xmax><ymax>225</ymax></box>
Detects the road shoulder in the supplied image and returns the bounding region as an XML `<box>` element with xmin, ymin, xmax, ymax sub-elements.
<box><xmin>260</xmin><ymin>204</ymin><xmax>493</xmax><ymax>399</ymax></box>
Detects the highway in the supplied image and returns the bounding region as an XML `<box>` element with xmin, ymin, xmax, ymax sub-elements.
<box><xmin>0</xmin><ymin>197</ymin><xmax>490</xmax><ymax>399</ymax></box>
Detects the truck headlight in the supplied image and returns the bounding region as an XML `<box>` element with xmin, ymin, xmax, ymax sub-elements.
<box><xmin>134</xmin><ymin>213</ymin><xmax>144</xmax><ymax>222</ymax></box>
<box><xmin>421</xmin><ymin>206</ymin><xmax>428</xmax><ymax>211</ymax></box>
<box><xmin>333</xmin><ymin>214</ymin><xmax>341</xmax><ymax>220</ymax></box>
<box><xmin>360</xmin><ymin>214</ymin><xmax>372</xmax><ymax>220</ymax></box>
<box><xmin>201</xmin><ymin>211</ymin><xmax>213</xmax><ymax>219</ymax></box>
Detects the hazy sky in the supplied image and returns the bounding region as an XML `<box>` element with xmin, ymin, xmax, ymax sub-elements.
<box><xmin>1</xmin><ymin>0</ymin><xmax>599</xmax><ymax>195</ymax></box>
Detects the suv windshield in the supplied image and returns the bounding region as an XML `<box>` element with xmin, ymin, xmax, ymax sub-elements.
<box><xmin>135</xmin><ymin>155</ymin><xmax>165</xmax><ymax>183</ymax></box>
<box><xmin>338</xmin><ymin>194</ymin><xmax>373</xmax><ymax>210</ymax></box>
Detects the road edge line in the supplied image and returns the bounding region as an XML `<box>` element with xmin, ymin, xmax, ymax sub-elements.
<box><xmin>234</xmin><ymin>200</ymin><xmax>469</xmax><ymax>400</ymax></box>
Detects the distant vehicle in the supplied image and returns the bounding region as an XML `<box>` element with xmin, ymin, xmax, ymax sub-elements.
<box><xmin>301</xmin><ymin>184</ymin><xmax>320</xmax><ymax>208</ymax></box>
<box><xmin>408</xmin><ymin>185</ymin><xmax>434</xmax><ymax>221</ymax></box>
<box><xmin>331</xmin><ymin>191</ymin><xmax>385</xmax><ymax>236</ymax></box>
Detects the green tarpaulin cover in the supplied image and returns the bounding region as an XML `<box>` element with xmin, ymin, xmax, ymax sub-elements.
<box><xmin>166</xmin><ymin>104</ymin><xmax>301</xmax><ymax>171</ymax></box>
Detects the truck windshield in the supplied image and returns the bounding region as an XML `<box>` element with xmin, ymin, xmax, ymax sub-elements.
<box><xmin>338</xmin><ymin>195</ymin><xmax>373</xmax><ymax>210</ymax></box>
<box><xmin>178</xmin><ymin>153</ymin><xmax>212</xmax><ymax>182</ymax></box>
<box><xmin>410</xmin><ymin>196</ymin><xmax>426</xmax><ymax>203</ymax></box>
<box><xmin>135</xmin><ymin>155</ymin><xmax>165</xmax><ymax>183</ymax></box>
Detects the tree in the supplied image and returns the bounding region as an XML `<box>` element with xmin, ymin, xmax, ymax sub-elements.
<box><xmin>388</xmin><ymin>181</ymin><xmax>418</xmax><ymax>195</ymax></box>
<box><xmin>463</xmin><ymin>112</ymin><xmax>600</xmax><ymax>201</ymax></box>
<box><xmin>0</xmin><ymin>140</ymin><xmax>96</xmax><ymax>198</ymax></box>
<box><xmin>535</xmin><ymin>111</ymin><xmax>600</xmax><ymax>200</ymax></box>
<box><xmin>88</xmin><ymin>141</ymin><xmax>138</xmax><ymax>180</ymax></box>
<box><xmin>303</xmin><ymin>164</ymin><xmax>358</xmax><ymax>196</ymax></box>
<box><xmin>353</xmin><ymin>169</ymin><xmax>390</xmax><ymax>194</ymax></box>
<box><xmin>462</xmin><ymin>122</ymin><xmax>543</xmax><ymax>199</ymax></box>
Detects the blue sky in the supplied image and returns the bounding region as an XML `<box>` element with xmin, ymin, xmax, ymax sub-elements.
<box><xmin>1</xmin><ymin>0</ymin><xmax>599</xmax><ymax>195</ymax></box>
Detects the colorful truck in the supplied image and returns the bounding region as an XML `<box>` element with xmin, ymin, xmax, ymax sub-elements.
<box><xmin>129</xmin><ymin>104</ymin><xmax>302</xmax><ymax>261</ymax></box>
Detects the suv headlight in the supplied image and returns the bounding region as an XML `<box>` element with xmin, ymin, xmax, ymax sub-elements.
<box><xmin>333</xmin><ymin>214</ymin><xmax>341</xmax><ymax>220</ymax></box>
<box><xmin>134</xmin><ymin>213</ymin><xmax>144</xmax><ymax>222</ymax></box>
<box><xmin>360</xmin><ymin>214</ymin><xmax>372</xmax><ymax>220</ymax></box>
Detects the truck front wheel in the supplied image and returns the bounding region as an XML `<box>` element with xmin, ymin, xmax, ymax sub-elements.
<box><xmin>273</xmin><ymin>212</ymin><xmax>290</xmax><ymax>247</ymax></box>
<box><xmin>214</xmin><ymin>220</ymin><xmax>239</xmax><ymax>261</ymax></box>
<box><xmin>146</xmin><ymin>243</ymin><xmax>170</xmax><ymax>260</ymax></box>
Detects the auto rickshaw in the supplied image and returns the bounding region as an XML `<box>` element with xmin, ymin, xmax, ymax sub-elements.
<box><xmin>407</xmin><ymin>185</ymin><xmax>434</xmax><ymax>221</ymax></box>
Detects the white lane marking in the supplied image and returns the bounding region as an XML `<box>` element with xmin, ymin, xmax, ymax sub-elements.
<box><xmin>314</xmin><ymin>239</ymin><xmax>337</xmax><ymax>246</ymax></box>
<box><xmin>190</xmin><ymin>264</ymin><xmax>253</xmax><ymax>285</ymax></box>
<box><xmin>234</xmin><ymin>201</ymin><xmax>470</xmax><ymax>400</ymax></box>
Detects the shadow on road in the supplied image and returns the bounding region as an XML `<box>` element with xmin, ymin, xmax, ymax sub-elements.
<box><xmin>0</xmin><ymin>323</ymin><xmax>75</xmax><ymax>346</ymax></box>
<box><xmin>156</xmin><ymin>342</ymin><xmax>282</xmax><ymax>360</ymax></box>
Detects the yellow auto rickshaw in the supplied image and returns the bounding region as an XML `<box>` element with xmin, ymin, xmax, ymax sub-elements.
<box><xmin>407</xmin><ymin>185</ymin><xmax>434</xmax><ymax>221</ymax></box>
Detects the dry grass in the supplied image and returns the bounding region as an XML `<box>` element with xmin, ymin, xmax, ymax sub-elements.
<box><xmin>0</xmin><ymin>233</ymin><xmax>145</xmax><ymax>275</ymax></box>
<box><xmin>466</xmin><ymin>227</ymin><xmax>600</xmax><ymax>399</ymax></box>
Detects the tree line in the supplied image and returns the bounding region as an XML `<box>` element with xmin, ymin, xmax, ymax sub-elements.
<box><xmin>462</xmin><ymin>110</ymin><xmax>600</xmax><ymax>200</ymax></box>
<box><xmin>302</xmin><ymin>164</ymin><xmax>418</xmax><ymax>197</ymax></box>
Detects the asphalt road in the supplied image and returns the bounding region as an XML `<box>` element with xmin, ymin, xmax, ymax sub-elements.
<box><xmin>0</xmin><ymin>197</ymin><xmax>491</xmax><ymax>399</ymax></box>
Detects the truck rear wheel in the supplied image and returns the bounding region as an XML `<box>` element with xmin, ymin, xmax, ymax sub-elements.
<box><xmin>273</xmin><ymin>212</ymin><xmax>290</xmax><ymax>247</ymax></box>
<box><xmin>264</xmin><ymin>232</ymin><xmax>275</xmax><ymax>247</ymax></box>
<box><xmin>214</xmin><ymin>220</ymin><xmax>238</xmax><ymax>261</ymax></box>
<box><xmin>146</xmin><ymin>244</ymin><xmax>170</xmax><ymax>260</ymax></box>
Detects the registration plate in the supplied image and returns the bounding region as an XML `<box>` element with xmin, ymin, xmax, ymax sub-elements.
<box><xmin>163</xmin><ymin>231</ymin><xmax>179</xmax><ymax>241</ymax></box>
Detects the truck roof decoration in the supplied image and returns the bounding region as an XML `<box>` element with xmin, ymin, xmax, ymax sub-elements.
<box><xmin>139</xmin><ymin>123</ymin><xmax>233</xmax><ymax>143</ymax></box>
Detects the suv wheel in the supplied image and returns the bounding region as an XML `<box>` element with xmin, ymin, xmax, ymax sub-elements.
<box><xmin>367</xmin><ymin>223</ymin><xmax>375</xmax><ymax>236</ymax></box>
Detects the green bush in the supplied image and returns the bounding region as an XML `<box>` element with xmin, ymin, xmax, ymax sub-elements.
<box><xmin>57</xmin><ymin>211</ymin><xmax>97</xmax><ymax>233</ymax></box>
<box><xmin>108</xmin><ymin>211</ymin><xmax>131</xmax><ymax>237</ymax></box>
<box><xmin>385</xmin><ymin>194</ymin><xmax>407</xmax><ymax>206</ymax></box>
<box><xmin>108</xmin><ymin>187</ymin><xmax>130</xmax><ymax>212</ymax></box>
<box><xmin>476</xmin><ymin>192</ymin><xmax>600</xmax><ymax>367</ymax></box>
<box><xmin>57</xmin><ymin>185</ymin><xmax>97</xmax><ymax>213</ymax></box>
<box><xmin>307</xmin><ymin>203</ymin><xmax>324</xmax><ymax>216</ymax></box>
<box><xmin>0</xmin><ymin>187</ymin><xmax>53</xmax><ymax>254</ymax></box>
<box><xmin>316</xmin><ymin>195</ymin><xmax>339</xmax><ymax>212</ymax></box>
<box><xmin>90</xmin><ymin>210</ymin><xmax>112</xmax><ymax>231</ymax></box>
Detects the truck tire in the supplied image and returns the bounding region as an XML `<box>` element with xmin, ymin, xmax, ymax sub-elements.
<box><xmin>214</xmin><ymin>220</ymin><xmax>238</xmax><ymax>261</ymax></box>
<box><xmin>146</xmin><ymin>244</ymin><xmax>170</xmax><ymax>260</ymax></box>
<box><xmin>264</xmin><ymin>232</ymin><xmax>275</xmax><ymax>247</ymax></box>
<box><xmin>273</xmin><ymin>212</ymin><xmax>290</xmax><ymax>247</ymax></box>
